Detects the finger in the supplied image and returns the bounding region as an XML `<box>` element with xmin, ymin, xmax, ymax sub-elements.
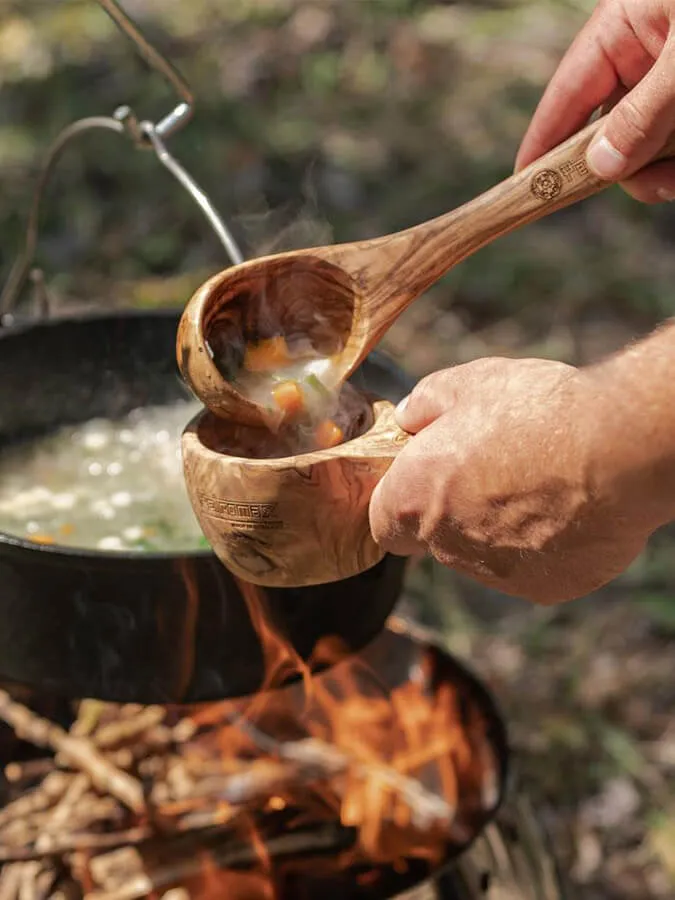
<box><xmin>515</xmin><ymin>8</ymin><xmax>654</xmax><ymax>171</ymax></box>
<box><xmin>586</xmin><ymin>39</ymin><xmax>675</xmax><ymax>180</ymax></box>
<box><xmin>370</xmin><ymin>411</ymin><xmax>456</xmax><ymax>555</ymax></box>
<box><xmin>396</xmin><ymin>358</ymin><xmax>517</xmax><ymax>433</ymax></box>
<box><xmin>369</xmin><ymin>466</ymin><xmax>426</xmax><ymax>558</ymax></box>
<box><xmin>600</xmin><ymin>83</ymin><xmax>628</xmax><ymax>117</ymax></box>
<box><xmin>515</xmin><ymin>15</ymin><xmax>620</xmax><ymax>170</ymax></box>
<box><xmin>394</xmin><ymin>368</ymin><xmax>459</xmax><ymax>434</ymax></box>
<box><xmin>620</xmin><ymin>158</ymin><xmax>675</xmax><ymax>202</ymax></box>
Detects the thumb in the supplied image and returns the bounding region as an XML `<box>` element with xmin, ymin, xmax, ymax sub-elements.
<box><xmin>586</xmin><ymin>39</ymin><xmax>675</xmax><ymax>181</ymax></box>
<box><xmin>394</xmin><ymin>368</ymin><xmax>458</xmax><ymax>434</ymax></box>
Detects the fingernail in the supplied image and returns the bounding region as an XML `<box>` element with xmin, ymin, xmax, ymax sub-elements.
<box><xmin>395</xmin><ymin>396</ymin><xmax>409</xmax><ymax>419</ymax></box>
<box><xmin>657</xmin><ymin>187</ymin><xmax>675</xmax><ymax>202</ymax></box>
<box><xmin>586</xmin><ymin>136</ymin><xmax>627</xmax><ymax>180</ymax></box>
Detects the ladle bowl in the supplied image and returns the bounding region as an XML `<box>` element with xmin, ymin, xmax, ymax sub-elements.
<box><xmin>177</xmin><ymin>254</ymin><xmax>358</xmax><ymax>426</ymax></box>
<box><xmin>178</xmin><ymin>114</ymin><xmax>675</xmax><ymax>425</ymax></box>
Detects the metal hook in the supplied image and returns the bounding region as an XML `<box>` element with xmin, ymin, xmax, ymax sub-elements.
<box><xmin>95</xmin><ymin>0</ymin><xmax>193</xmax><ymax>141</ymax></box>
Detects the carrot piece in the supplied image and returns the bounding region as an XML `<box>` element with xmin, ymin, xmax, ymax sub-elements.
<box><xmin>59</xmin><ymin>523</ymin><xmax>74</xmax><ymax>537</ymax></box>
<box><xmin>243</xmin><ymin>336</ymin><xmax>291</xmax><ymax>373</ymax></box>
<box><xmin>314</xmin><ymin>419</ymin><xmax>344</xmax><ymax>449</ymax></box>
<box><xmin>30</xmin><ymin>534</ymin><xmax>55</xmax><ymax>545</ymax></box>
<box><xmin>272</xmin><ymin>381</ymin><xmax>305</xmax><ymax>419</ymax></box>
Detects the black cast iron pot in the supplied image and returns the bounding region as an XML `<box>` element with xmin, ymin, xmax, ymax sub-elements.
<box><xmin>0</xmin><ymin>307</ymin><xmax>410</xmax><ymax>704</ymax></box>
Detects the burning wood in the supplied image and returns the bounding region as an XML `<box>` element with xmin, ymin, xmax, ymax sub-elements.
<box><xmin>0</xmin><ymin>641</ymin><xmax>501</xmax><ymax>900</ymax></box>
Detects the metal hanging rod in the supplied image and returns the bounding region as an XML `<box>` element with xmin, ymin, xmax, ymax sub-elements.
<box><xmin>96</xmin><ymin>0</ymin><xmax>193</xmax><ymax>141</ymax></box>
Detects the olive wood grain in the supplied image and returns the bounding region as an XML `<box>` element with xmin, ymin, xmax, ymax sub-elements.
<box><xmin>181</xmin><ymin>395</ymin><xmax>409</xmax><ymax>587</ymax></box>
<box><xmin>178</xmin><ymin>115</ymin><xmax>675</xmax><ymax>425</ymax></box>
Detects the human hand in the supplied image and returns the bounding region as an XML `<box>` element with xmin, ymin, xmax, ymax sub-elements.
<box><xmin>369</xmin><ymin>359</ymin><xmax>651</xmax><ymax>604</ymax></box>
<box><xmin>515</xmin><ymin>0</ymin><xmax>675</xmax><ymax>203</ymax></box>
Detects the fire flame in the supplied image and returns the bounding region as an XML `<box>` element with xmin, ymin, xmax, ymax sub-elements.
<box><xmin>0</xmin><ymin>570</ymin><xmax>499</xmax><ymax>900</ymax></box>
<box><xmin>171</xmin><ymin>578</ymin><xmax>499</xmax><ymax>899</ymax></box>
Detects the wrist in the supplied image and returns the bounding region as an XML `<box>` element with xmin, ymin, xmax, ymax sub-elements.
<box><xmin>582</xmin><ymin>325</ymin><xmax>675</xmax><ymax>533</ymax></box>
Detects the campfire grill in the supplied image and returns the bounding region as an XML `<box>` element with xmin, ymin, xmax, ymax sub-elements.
<box><xmin>0</xmin><ymin>619</ymin><xmax>566</xmax><ymax>900</ymax></box>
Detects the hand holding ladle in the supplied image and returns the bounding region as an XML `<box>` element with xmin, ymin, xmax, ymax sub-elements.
<box><xmin>177</xmin><ymin>115</ymin><xmax>675</xmax><ymax>427</ymax></box>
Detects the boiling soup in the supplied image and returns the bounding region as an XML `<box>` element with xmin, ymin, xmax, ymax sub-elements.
<box><xmin>0</xmin><ymin>400</ymin><xmax>207</xmax><ymax>553</ymax></box>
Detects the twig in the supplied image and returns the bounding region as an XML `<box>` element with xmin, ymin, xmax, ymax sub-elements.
<box><xmin>88</xmin><ymin>848</ymin><xmax>145</xmax><ymax>893</ymax></box>
<box><xmin>0</xmin><ymin>773</ymin><xmax>72</xmax><ymax>829</ymax></box>
<box><xmin>158</xmin><ymin>891</ymin><xmax>188</xmax><ymax>900</ymax></box>
<box><xmin>33</xmin><ymin>864</ymin><xmax>60</xmax><ymax>900</ymax></box>
<box><xmin>0</xmin><ymin>865</ymin><xmax>23</xmax><ymax>900</ymax></box>
<box><xmin>265</xmin><ymin>735</ymin><xmax>455</xmax><ymax>830</ymax></box>
<box><xmin>91</xmin><ymin>709</ymin><xmax>167</xmax><ymax>751</ymax></box>
<box><xmin>0</xmin><ymin>692</ymin><xmax>144</xmax><ymax>814</ymax></box>
<box><xmin>84</xmin><ymin>825</ymin><xmax>353</xmax><ymax>900</ymax></box>
<box><xmin>4</xmin><ymin>761</ymin><xmax>54</xmax><ymax>786</ymax></box>
<box><xmin>70</xmin><ymin>703</ymin><xmax>106</xmax><ymax>739</ymax></box>
<box><xmin>0</xmin><ymin>828</ymin><xmax>153</xmax><ymax>863</ymax></box>
<box><xmin>17</xmin><ymin>861</ymin><xmax>42</xmax><ymax>900</ymax></box>
<box><xmin>171</xmin><ymin>807</ymin><xmax>240</xmax><ymax>833</ymax></box>
<box><xmin>34</xmin><ymin>775</ymin><xmax>91</xmax><ymax>852</ymax></box>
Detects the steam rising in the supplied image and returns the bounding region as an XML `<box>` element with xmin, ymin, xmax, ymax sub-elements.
<box><xmin>234</xmin><ymin>173</ymin><xmax>334</xmax><ymax>258</ymax></box>
<box><xmin>206</xmin><ymin>193</ymin><xmax>361</xmax><ymax>453</ymax></box>
<box><xmin>199</xmin><ymin>382</ymin><xmax>373</xmax><ymax>460</ymax></box>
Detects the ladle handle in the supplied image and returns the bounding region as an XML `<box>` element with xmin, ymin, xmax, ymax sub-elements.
<box><xmin>365</xmin><ymin>115</ymin><xmax>675</xmax><ymax>340</ymax></box>
<box><xmin>358</xmin><ymin>403</ymin><xmax>412</xmax><ymax>463</ymax></box>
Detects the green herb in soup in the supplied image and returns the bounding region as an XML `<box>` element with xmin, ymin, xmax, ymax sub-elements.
<box><xmin>0</xmin><ymin>401</ymin><xmax>207</xmax><ymax>553</ymax></box>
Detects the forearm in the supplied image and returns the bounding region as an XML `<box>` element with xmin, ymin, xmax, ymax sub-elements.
<box><xmin>585</xmin><ymin>319</ymin><xmax>675</xmax><ymax>531</ymax></box>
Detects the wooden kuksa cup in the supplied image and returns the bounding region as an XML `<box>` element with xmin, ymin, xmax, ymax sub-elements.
<box><xmin>181</xmin><ymin>395</ymin><xmax>409</xmax><ymax>587</ymax></box>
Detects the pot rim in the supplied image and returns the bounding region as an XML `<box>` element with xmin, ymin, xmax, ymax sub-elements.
<box><xmin>182</xmin><ymin>393</ymin><xmax>394</xmax><ymax>470</ymax></box>
<box><xmin>0</xmin><ymin>307</ymin><xmax>213</xmax><ymax>563</ymax></box>
<box><xmin>0</xmin><ymin>307</ymin><xmax>411</xmax><ymax>564</ymax></box>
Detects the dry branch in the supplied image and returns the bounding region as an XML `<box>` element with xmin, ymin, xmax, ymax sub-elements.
<box><xmin>0</xmin><ymin>829</ymin><xmax>154</xmax><ymax>864</ymax></box>
<box><xmin>0</xmin><ymin>693</ymin><xmax>144</xmax><ymax>815</ymax></box>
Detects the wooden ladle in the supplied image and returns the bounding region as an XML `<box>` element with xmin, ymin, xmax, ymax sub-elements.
<box><xmin>177</xmin><ymin>115</ymin><xmax>675</xmax><ymax>425</ymax></box>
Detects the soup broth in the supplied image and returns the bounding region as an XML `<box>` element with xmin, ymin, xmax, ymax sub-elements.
<box><xmin>0</xmin><ymin>400</ymin><xmax>206</xmax><ymax>553</ymax></box>
<box><xmin>218</xmin><ymin>334</ymin><xmax>350</xmax><ymax>448</ymax></box>
<box><xmin>201</xmin><ymin>381</ymin><xmax>373</xmax><ymax>460</ymax></box>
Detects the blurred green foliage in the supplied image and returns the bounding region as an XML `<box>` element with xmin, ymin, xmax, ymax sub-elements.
<box><xmin>2</xmin><ymin>0</ymin><xmax>673</xmax><ymax>365</ymax></box>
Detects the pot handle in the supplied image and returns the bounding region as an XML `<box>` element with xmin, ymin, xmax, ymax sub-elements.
<box><xmin>0</xmin><ymin>116</ymin><xmax>126</xmax><ymax>327</ymax></box>
<box><xmin>1</xmin><ymin>0</ymin><xmax>243</xmax><ymax>328</ymax></box>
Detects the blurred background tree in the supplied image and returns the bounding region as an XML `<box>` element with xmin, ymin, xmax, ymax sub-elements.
<box><xmin>1</xmin><ymin>1</ymin><xmax>674</xmax><ymax>896</ymax></box>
